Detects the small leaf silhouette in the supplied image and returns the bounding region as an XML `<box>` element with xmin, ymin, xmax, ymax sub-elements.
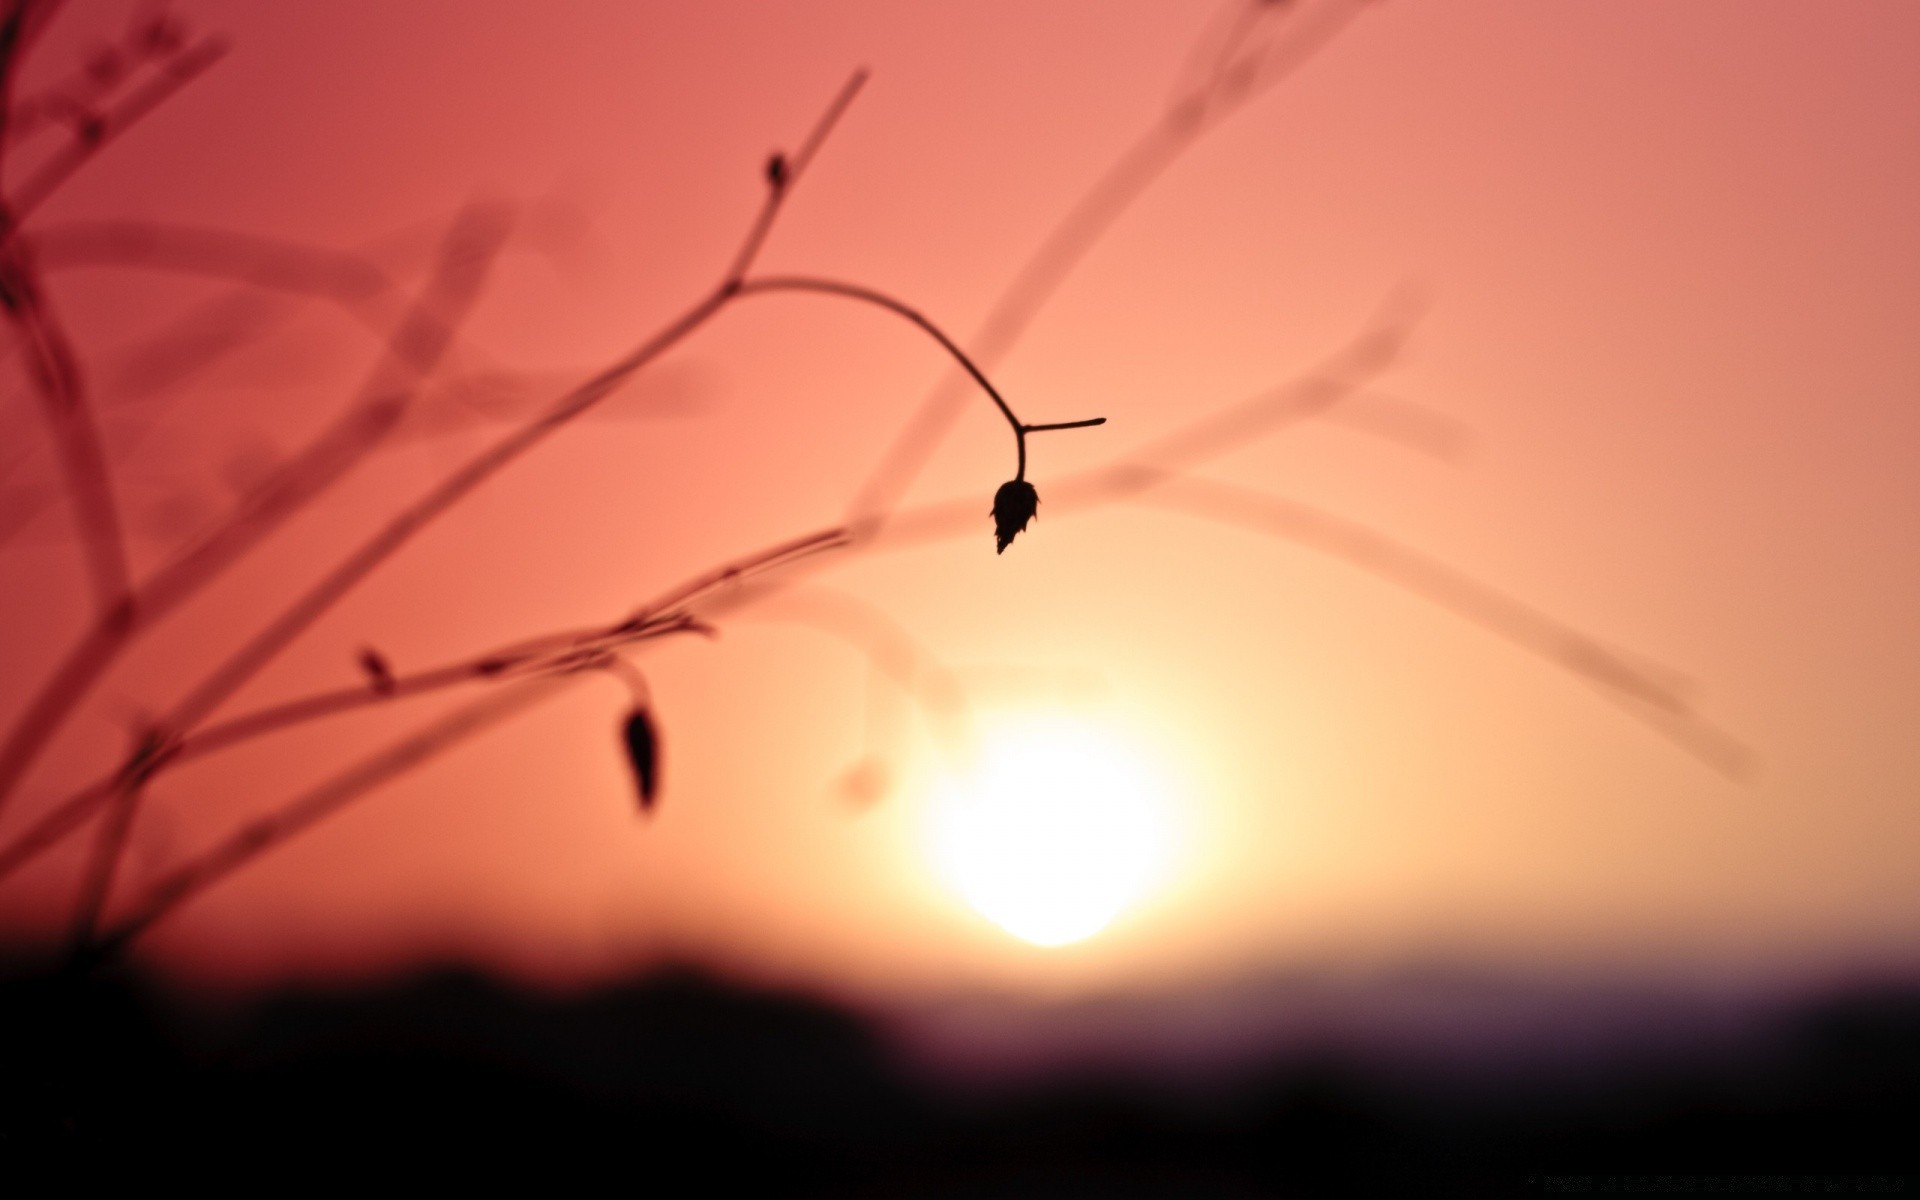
<box><xmin>358</xmin><ymin>648</ymin><xmax>396</xmax><ymax>696</ymax></box>
<box><xmin>991</xmin><ymin>479</ymin><xmax>1039</xmax><ymax>553</ymax></box>
<box><xmin>622</xmin><ymin>708</ymin><xmax>660</xmax><ymax>813</ymax></box>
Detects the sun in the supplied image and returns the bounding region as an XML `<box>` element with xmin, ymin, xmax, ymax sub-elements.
<box><xmin>925</xmin><ymin>715</ymin><xmax>1183</xmax><ymax>947</ymax></box>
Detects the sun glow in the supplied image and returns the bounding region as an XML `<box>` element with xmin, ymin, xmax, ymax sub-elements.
<box><xmin>926</xmin><ymin>716</ymin><xmax>1183</xmax><ymax>947</ymax></box>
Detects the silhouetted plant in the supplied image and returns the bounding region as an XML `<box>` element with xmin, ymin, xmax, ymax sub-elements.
<box><xmin>0</xmin><ymin>0</ymin><xmax>1749</xmax><ymax>970</ymax></box>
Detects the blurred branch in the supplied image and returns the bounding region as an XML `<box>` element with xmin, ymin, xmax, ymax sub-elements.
<box><xmin>1136</xmin><ymin>476</ymin><xmax>1752</xmax><ymax>778</ymax></box>
<box><xmin>0</xmin><ymin>0</ymin><xmax>66</xmax><ymax>172</ymax></box>
<box><xmin>0</xmin><ymin>239</ymin><xmax>129</xmax><ymax>608</ymax></box>
<box><xmin>845</xmin><ymin>0</ymin><xmax>1377</xmax><ymax>528</ymax></box>
<box><xmin>3</xmin><ymin>31</ymin><xmax>229</xmax><ymax>231</ymax></box>
<box><xmin>27</xmin><ymin>218</ymin><xmax>394</xmax><ymax>305</ymax></box>
<box><xmin>57</xmin><ymin>206</ymin><xmax>514</xmax><ymax>945</ymax></box>
<box><xmin>128</xmin><ymin>71</ymin><xmax>876</xmax><ymax>763</ymax></box>
<box><xmin>744</xmin><ymin>586</ymin><xmax>974</xmax><ymax>770</ymax></box>
<box><xmin>0</xmin><ymin>5</ymin><xmax>1755</xmax><ymax>970</ymax></box>
<box><xmin>0</xmin><ymin>204</ymin><xmax>511</xmax><ymax>818</ymax></box>
<box><xmin>8</xmin><ymin>290</ymin><xmax>1741</xmax><ymax>919</ymax></box>
<box><xmin>84</xmin><ymin>674</ymin><xmax>579</xmax><ymax>967</ymax></box>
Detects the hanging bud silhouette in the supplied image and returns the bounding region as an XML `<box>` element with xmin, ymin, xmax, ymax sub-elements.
<box><xmin>992</xmin><ymin>479</ymin><xmax>1039</xmax><ymax>553</ymax></box>
<box><xmin>621</xmin><ymin>708</ymin><xmax>660</xmax><ymax>813</ymax></box>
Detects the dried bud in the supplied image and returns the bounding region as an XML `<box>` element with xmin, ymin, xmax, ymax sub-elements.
<box><xmin>991</xmin><ymin>479</ymin><xmax>1039</xmax><ymax>554</ymax></box>
<box><xmin>358</xmin><ymin>647</ymin><xmax>396</xmax><ymax>696</ymax></box>
<box><xmin>621</xmin><ymin>708</ymin><xmax>660</xmax><ymax>813</ymax></box>
<box><xmin>765</xmin><ymin>152</ymin><xmax>788</xmax><ymax>189</ymax></box>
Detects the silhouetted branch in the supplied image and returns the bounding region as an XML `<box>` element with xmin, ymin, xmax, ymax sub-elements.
<box><xmin>845</xmin><ymin>0</ymin><xmax>1376</xmax><ymax>528</ymax></box>
<box><xmin>723</xmin><ymin>70</ymin><xmax>868</xmax><ymax>285</ymax></box>
<box><xmin>733</xmin><ymin>274</ymin><xmax>1106</xmax><ymax>481</ymax></box>
<box><xmin>0</xmin><ymin>8</ymin><xmax>1756</xmax><ymax>971</ymax></box>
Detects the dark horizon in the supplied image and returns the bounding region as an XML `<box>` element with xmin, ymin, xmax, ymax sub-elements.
<box><xmin>5</xmin><ymin>956</ymin><xmax>1914</xmax><ymax>1192</ymax></box>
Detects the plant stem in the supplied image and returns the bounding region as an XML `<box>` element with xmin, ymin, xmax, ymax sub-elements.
<box><xmin>731</xmin><ymin>275</ymin><xmax>1104</xmax><ymax>482</ymax></box>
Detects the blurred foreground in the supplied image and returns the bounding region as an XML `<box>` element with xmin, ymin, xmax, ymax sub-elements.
<box><xmin>2</xmin><ymin>961</ymin><xmax>1913</xmax><ymax>1194</ymax></box>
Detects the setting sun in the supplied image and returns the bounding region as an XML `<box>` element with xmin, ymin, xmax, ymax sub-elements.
<box><xmin>925</xmin><ymin>718</ymin><xmax>1184</xmax><ymax>947</ymax></box>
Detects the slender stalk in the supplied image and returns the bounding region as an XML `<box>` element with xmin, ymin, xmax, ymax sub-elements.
<box><xmin>722</xmin><ymin>70</ymin><xmax>867</xmax><ymax>285</ymax></box>
<box><xmin>732</xmin><ymin>275</ymin><xmax>1104</xmax><ymax>482</ymax></box>
<box><xmin>845</xmin><ymin>0</ymin><xmax>1373</xmax><ymax>527</ymax></box>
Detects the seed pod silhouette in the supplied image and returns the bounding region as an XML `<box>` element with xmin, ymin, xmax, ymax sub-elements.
<box><xmin>992</xmin><ymin>479</ymin><xmax>1039</xmax><ymax>553</ymax></box>
<box><xmin>622</xmin><ymin>708</ymin><xmax>660</xmax><ymax>813</ymax></box>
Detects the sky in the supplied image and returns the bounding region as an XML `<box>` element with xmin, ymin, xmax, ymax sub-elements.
<box><xmin>0</xmin><ymin>0</ymin><xmax>1915</xmax><ymax>1023</ymax></box>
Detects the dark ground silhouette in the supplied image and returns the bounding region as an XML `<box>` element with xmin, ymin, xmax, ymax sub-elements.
<box><xmin>1</xmin><ymin>961</ymin><xmax>1913</xmax><ymax>1194</ymax></box>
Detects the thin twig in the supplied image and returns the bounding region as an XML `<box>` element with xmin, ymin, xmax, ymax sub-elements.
<box><xmin>722</xmin><ymin>69</ymin><xmax>867</xmax><ymax>285</ymax></box>
<box><xmin>733</xmin><ymin>275</ymin><xmax>1104</xmax><ymax>481</ymax></box>
<box><xmin>844</xmin><ymin>0</ymin><xmax>1375</xmax><ymax>527</ymax></box>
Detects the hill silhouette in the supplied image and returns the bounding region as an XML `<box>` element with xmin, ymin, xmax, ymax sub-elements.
<box><xmin>2</xmin><ymin>962</ymin><xmax>1914</xmax><ymax>1194</ymax></box>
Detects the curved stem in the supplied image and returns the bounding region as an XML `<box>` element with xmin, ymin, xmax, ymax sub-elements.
<box><xmin>732</xmin><ymin>274</ymin><xmax>1103</xmax><ymax>481</ymax></box>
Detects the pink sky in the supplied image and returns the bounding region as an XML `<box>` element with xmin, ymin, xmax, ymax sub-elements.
<box><xmin>0</xmin><ymin>1</ymin><xmax>1916</xmax><ymax>1004</ymax></box>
